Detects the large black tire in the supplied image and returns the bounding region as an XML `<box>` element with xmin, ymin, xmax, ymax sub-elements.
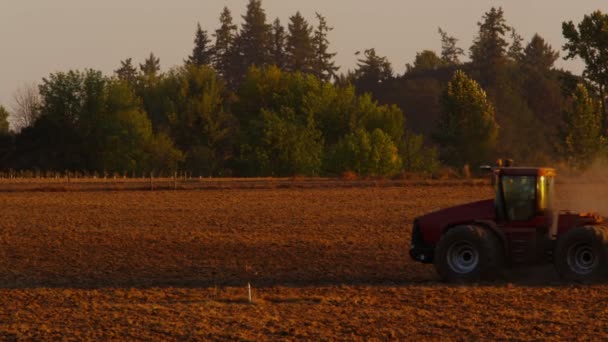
<box><xmin>434</xmin><ymin>225</ymin><xmax>504</xmax><ymax>282</ymax></box>
<box><xmin>554</xmin><ymin>226</ymin><xmax>608</xmax><ymax>283</ymax></box>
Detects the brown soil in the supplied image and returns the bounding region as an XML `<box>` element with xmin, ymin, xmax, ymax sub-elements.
<box><xmin>0</xmin><ymin>180</ymin><xmax>606</xmax><ymax>340</ymax></box>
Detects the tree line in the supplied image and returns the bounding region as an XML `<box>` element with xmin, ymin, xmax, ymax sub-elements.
<box><xmin>0</xmin><ymin>2</ymin><xmax>607</xmax><ymax>177</ymax></box>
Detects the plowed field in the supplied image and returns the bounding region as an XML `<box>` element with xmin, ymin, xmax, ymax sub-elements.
<box><xmin>0</xmin><ymin>180</ymin><xmax>607</xmax><ymax>340</ymax></box>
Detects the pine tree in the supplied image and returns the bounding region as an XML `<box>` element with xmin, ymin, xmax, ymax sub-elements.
<box><xmin>285</xmin><ymin>11</ymin><xmax>314</xmax><ymax>74</ymax></box>
<box><xmin>353</xmin><ymin>48</ymin><xmax>393</xmax><ymax>94</ymax></box>
<box><xmin>507</xmin><ymin>29</ymin><xmax>524</xmax><ymax>62</ymax></box>
<box><xmin>470</xmin><ymin>7</ymin><xmax>510</xmax><ymax>86</ymax></box>
<box><xmin>562</xmin><ymin>84</ymin><xmax>604</xmax><ymax>169</ymax></box>
<box><xmin>114</xmin><ymin>58</ymin><xmax>138</xmax><ymax>85</ymax></box>
<box><xmin>236</xmin><ymin>0</ymin><xmax>272</xmax><ymax>68</ymax></box>
<box><xmin>435</xmin><ymin>70</ymin><xmax>498</xmax><ymax>168</ymax></box>
<box><xmin>312</xmin><ymin>13</ymin><xmax>338</xmax><ymax>82</ymax></box>
<box><xmin>522</xmin><ymin>34</ymin><xmax>559</xmax><ymax>71</ymax></box>
<box><xmin>213</xmin><ymin>7</ymin><xmax>238</xmax><ymax>85</ymax></box>
<box><xmin>270</xmin><ymin>18</ymin><xmax>287</xmax><ymax>68</ymax></box>
<box><xmin>140</xmin><ymin>53</ymin><xmax>161</xmax><ymax>77</ymax></box>
<box><xmin>438</xmin><ymin>27</ymin><xmax>464</xmax><ymax>65</ymax></box>
<box><xmin>406</xmin><ymin>50</ymin><xmax>444</xmax><ymax>72</ymax></box>
<box><xmin>187</xmin><ymin>23</ymin><xmax>213</xmax><ymax>67</ymax></box>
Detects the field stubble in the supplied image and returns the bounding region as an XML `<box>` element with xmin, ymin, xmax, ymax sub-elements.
<box><xmin>0</xmin><ymin>180</ymin><xmax>607</xmax><ymax>340</ymax></box>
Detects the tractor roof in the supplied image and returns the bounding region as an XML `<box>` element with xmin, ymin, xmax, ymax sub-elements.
<box><xmin>494</xmin><ymin>167</ymin><xmax>556</xmax><ymax>177</ymax></box>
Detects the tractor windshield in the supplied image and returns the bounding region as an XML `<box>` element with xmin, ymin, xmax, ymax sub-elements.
<box><xmin>495</xmin><ymin>174</ymin><xmax>556</xmax><ymax>222</ymax></box>
<box><xmin>500</xmin><ymin>176</ymin><xmax>537</xmax><ymax>221</ymax></box>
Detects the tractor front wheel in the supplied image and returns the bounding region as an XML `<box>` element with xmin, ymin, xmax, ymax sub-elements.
<box><xmin>555</xmin><ymin>226</ymin><xmax>608</xmax><ymax>283</ymax></box>
<box><xmin>434</xmin><ymin>225</ymin><xmax>504</xmax><ymax>282</ymax></box>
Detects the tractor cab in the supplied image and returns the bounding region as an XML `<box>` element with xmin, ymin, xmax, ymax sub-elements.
<box><xmin>493</xmin><ymin>167</ymin><xmax>556</xmax><ymax>224</ymax></box>
<box><xmin>411</xmin><ymin>163</ymin><xmax>608</xmax><ymax>283</ymax></box>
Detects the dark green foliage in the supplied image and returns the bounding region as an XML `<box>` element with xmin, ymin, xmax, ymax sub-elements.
<box><xmin>212</xmin><ymin>7</ymin><xmax>238</xmax><ymax>85</ymax></box>
<box><xmin>0</xmin><ymin>106</ymin><xmax>9</xmax><ymax>134</ymax></box>
<box><xmin>18</xmin><ymin>69</ymin><xmax>181</xmax><ymax>173</ymax></box>
<box><xmin>140</xmin><ymin>53</ymin><xmax>161</xmax><ymax>78</ymax></box>
<box><xmin>470</xmin><ymin>7</ymin><xmax>510</xmax><ymax>86</ymax></box>
<box><xmin>563</xmin><ymin>11</ymin><xmax>608</xmax><ymax>124</ymax></box>
<box><xmin>438</xmin><ymin>27</ymin><xmax>464</xmax><ymax>65</ymax></box>
<box><xmin>7</xmin><ymin>4</ymin><xmax>602</xmax><ymax>176</ymax></box>
<box><xmin>406</xmin><ymin>50</ymin><xmax>444</xmax><ymax>72</ymax></box>
<box><xmin>162</xmin><ymin>65</ymin><xmax>236</xmax><ymax>176</ymax></box>
<box><xmin>186</xmin><ymin>23</ymin><xmax>213</xmax><ymax>67</ymax></box>
<box><xmin>234</xmin><ymin>66</ymin><xmax>323</xmax><ymax>176</ymax></box>
<box><xmin>286</xmin><ymin>12</ymin><xmax>315</xmax><ymax>74</ymax></box>
<box><xmin>507</xmin><ymin>29</ymin><xmax>524</xmax><ymax>62</ymax></box>
<box><xmin>353</xmin><ymin>49</ymin><xmax>393</xmax><ymax>96</ymax></box>
<box><xmin>523</xmin><ymin>34</ymin><xmax>559</xmax><ymax>71</ymax></box>
<box><xmin>312</xmin><ymin>13</ymin><xmax>339</xmax><ymax>82</ymax></box>
<box><xmin>231</xmin><ymin>0</ymin><xmax>272</xmax><ymax>85</ymax></box>
<box><xmin>270</xmin><ymin>18</ymin><xmax>287</xmax><ymax>68</ymax></box>
<box><xmin>114</xmin><ymin>58</ymin><xmax>138</xmax><ymax>85</ymax></box>
<box><xmin>436</xmin><ymin>70</ymin><xmax>498</xmax><ymax>168</ymax></box>
<box><xmin>234</xmin><ymin>66</ymin><xmax>408</xmax><ymax>177</ymax></box>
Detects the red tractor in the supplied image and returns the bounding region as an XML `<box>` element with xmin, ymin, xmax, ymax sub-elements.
<box><xmin>410</xmin><ymin>166</ymin><xmax>608</xmax><ymax>282</ymax></box>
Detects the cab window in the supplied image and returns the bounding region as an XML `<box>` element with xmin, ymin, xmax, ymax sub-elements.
<box><xmin>501</xmin><ymin>176</ymin><xmax>536</xmax><ymax>221</ymax></box>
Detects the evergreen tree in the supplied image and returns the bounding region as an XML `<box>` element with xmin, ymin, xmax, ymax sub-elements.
<box><xmin>470</xmin><ymin>7</ymin><xmax>510</xmax><ymax>86</ymax></box>
<box><xmin>0</xmin><ymin>105</ymin><xmax>9</xmax><ymax>134</ymax></box>
<box><xmin>114</xmin><ymin>58</ymin><xmax>138</xmax><ymax>85</ymax></box>
<box><xmin>562</xmin><ymin>84</ymin><xmax>604</xmax><ymax>169</ymax></box>
<box><xmin>522</xmin><ymin>34</ymin><xmax>559</xmax><ymax>71</ymax></box>
<box><xmin>438</xmin><ymin>27</ymin><xmax>464</xmax><ymax>64</ymax></box>
<box><xmin>213</xmin><ymin>7</ymin><xmax>238</xmax><ymax>83</ymax></box>
<box><xmin>285</xmin><ymin>11</ymin><xmax>315</xmax><ymax>74</ymax></box>
<box><xmin>406</xmin><ymin>50</ymin><xmax>444</xmax><ymax>72</ymax></box>
<box><xmin>435</xmin><ymin>70</ymin><xmax>498</xmax><ymax>168</ymax></box>
<box><xmin>353</xmin><ymin>49</ymin><xmax>393</xmax><ymax>95</ymax></box>
<box><xmin>507</xmin><ymin>29</ymin><xmax>524</xmax><ymax>62</ymax></box>
<box><xmin>234</xmin><ymin>0</ymin><xmax>272</xmax><ymax>73</ymax></box>
<box><xmin>312</xmin><ymin>13</ymin><xmax>338</xmax><ymax>82</ymax></box>
<box><xmin>270</xmin><ymin>18</ymin><xmax>287</xmax><ymax>68</ymax></box>
<box><xmin>140</xmin><ymin>53</ymin><xmax>161</xmax><ymax>77</ymax></box>
<box><xmin>187</xmin><ymin>23</ymin><xmax>213</xmax><ymax>67</ymax></box>
<box><xmin>563</xmin><ymin>11</ymin><xmax>608</xmax><ymax>126</ymax></box>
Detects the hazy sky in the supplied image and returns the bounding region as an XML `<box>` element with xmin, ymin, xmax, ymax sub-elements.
<box><xmin>1</xmin><ymin>1</ymin><xmax>606</xmax><ymax>109</ymax></box>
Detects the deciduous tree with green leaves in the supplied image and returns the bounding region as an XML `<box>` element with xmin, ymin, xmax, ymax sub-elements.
<box><xmin>562</xmin><ymin>84</ymin><xmax>605</xmax><ymax>169</ymax></box>
<box><xmin>328</xmin><ymin>128</ymin><xmax>402</xmax><ymax>177</ymax></box>
<box><xmin>435</xmin><ymin>70</ymin><xmax>498</xmax><ymax>168</ymax></box>
<box><xmin>162</xmin><ymin>65</ymin><xmax>236</xmax><ymax>175</ymax></box>
<box><xmin>563</xmin><ymin>11</ymin><xmax>608</xmax><ymax>128</ymax></box>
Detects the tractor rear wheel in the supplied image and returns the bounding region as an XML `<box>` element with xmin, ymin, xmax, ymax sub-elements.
<box><xmin>434</xmin><ymin>225</ymin><xmax>504</xmax><ymax>282</ymax></box>
<box><xmin>555</xmin><ymin>226</ymin><xmax>608</xmax><ymax>283</ymax></box>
